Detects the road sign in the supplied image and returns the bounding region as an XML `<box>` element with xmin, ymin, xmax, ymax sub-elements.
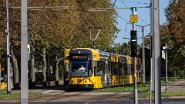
<box><xmin>130</xmin><ymin>15</ymin><xmax>138</xmax><ymax>23</ymax></box>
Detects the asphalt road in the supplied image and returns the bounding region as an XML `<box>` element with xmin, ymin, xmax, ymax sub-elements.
<box><xmin>1</xmin><ymin>93</ymin><xmax>185</xmax><ymax>104</ymax></box>
<box><xmin>2</xmin><ymin>80</ymin><xmax>185</xmax><ymax>104</ymax></box>
<box><xmin>1</xmin><ymin>99</ymin><xmax>185</xmax><ymax>104</ymax></box>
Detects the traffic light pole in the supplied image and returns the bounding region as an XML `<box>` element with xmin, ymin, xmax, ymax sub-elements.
<box><xmin>150</xmin><ymin>0</ymin><xmax>154</xmax><ymax>103</ymax></box>
<box><xmin>131</xmin><ymin>7</ymin><xmax>137</xmax><ymax>31</ymax></box>
<box><xmin>131</xmin><ymin>7</ymin><xmax>138</xmax><ymax>104</ymax></box>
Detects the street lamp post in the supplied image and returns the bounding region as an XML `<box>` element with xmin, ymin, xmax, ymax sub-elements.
<box><xmin>153</xmin><ymin>0</ymin><xmax>161</xmax><ymax>103</ymax></box>
<box><xmin>21</xmin><ymin>0</ymin><xmax>28</xmax><ymax>103</ymax></box>
<box><xmin>142</xmin><ymin>27</ymin><xmax>146</xmax><ymax>84</ymax></box>
<box><xmin>6</xmin><ymin>0</ymin><xmax>11</xmax><ymax>94</ymax></box>
<box><xmin>163</xmin><ymin>44</ymin><xmax>168</xmax><ymax>92</ymax></box>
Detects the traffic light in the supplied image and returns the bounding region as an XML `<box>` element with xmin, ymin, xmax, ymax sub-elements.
<box><xmin>131</xmin><ymin>30</ymin><xmax>137</xmax><ymax>57</ymax></box>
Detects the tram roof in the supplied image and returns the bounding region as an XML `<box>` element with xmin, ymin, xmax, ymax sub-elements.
<box><xmin>71</xmin><ymin>48</ymin><xmax>130</xmax><ymax>58</ymax></box>
<box><xmin>98</xmin><ymin>50</ymin><xmax>110</xmax><ymax>56</ymax></box>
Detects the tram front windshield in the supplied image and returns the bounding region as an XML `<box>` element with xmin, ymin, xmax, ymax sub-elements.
<box><xmin>70</xmin><ymin>55</ymin><xmax>91</xmax><ymax>77</ymax></box>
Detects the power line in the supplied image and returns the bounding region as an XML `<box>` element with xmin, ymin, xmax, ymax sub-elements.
<box><xmin>117</xmin><ymin>15</ymin><xmax>129</xmax><ymax>23</ymax></box>
<box><xmin>120</xmin><ymin>0</ymin><xmax>129</xmax><ymax>8</ymax></box>
<box><xmin>138</xmin><ymin>16</ymin><xmax>150</xmax><ymax>25</ymax></box>
<box><xmin>88</xmin><ymin>6</ymin><xmax>150</xmax><ymax>11</ymax></box>
<box><xmin>124</xmin><ymin>1</ymin><xmax>149</xmax><ymax>5</ymax></box>
<box><xmin>113</xmin><ymin>0</ymin><xmax>118</xmax><ymax>7</ymax></box>
<box><xmin>124</xmin><ymin>23</ymin><xmax>129</xmax><ymax>38</ymax></box>
<box><xmin>10</xmin><ymin>5</ymin><xmax>149</xmax><ymax>11</ymax></box>
<box><xmin>10</xmin><ymin>6</ymin><xmax>70</xmax><ymax>10</ymax></box>
<box><xmin>118</xmin><ymin>0</ymin><xmax>150</xmax><ymax>26</ymax></box>
<box><xmin>144</xmin><ymin>29</ymin><xmax>150</xmax><ymax>33</ymax></box>
<box><xmin>116</xmin><ymin>15</ymin><xmax>129</xmax><ymax>40</ymax></box>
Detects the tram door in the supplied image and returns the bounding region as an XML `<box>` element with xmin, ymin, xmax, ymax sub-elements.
<box><xmin>106</xmin><ymin>60</ymin><xmax>112</xmax><ymax>87</ymax></box>
<box><xmin>101</xmin><ymin>60</ymin><xmax>111</xmax><ymax>87</ymax></box>
<box><xmin>100</xmin><ymin>60</ymin><xmax>106</xmax><ymax>87</ymax></box>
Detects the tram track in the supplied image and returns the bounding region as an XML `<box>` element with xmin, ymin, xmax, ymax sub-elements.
<box><xmin>29</xmin><ymin>91</ymin><xmax>132</xmax><ymax>103</ymax></box>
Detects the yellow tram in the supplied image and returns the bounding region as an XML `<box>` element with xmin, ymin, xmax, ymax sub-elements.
<box><xmin>64</xmin><ymin>48</ymin><xmax>142</xmax><ymax>89</ymax></box>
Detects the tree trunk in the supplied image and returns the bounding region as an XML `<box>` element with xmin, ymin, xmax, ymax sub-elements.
<box><xmin>0</xmin><ymin>63</ymin><xmax>1</xmax><ymax>84</ymax></box>
<box><xmin>49</xmin><ymin>65</ymin><xmax>53</xmax><ymax>86</ymax></box>
<box><xmin>30</xmin><ymin>47</ymin><xmax>35</xmax><ymax>87</ymax></box>
<box><xmin>11</xmin><ymin>48</ymin><xmax>19</xmax><ymax>89</ymax></box>
<box><xmin>42</xmin><ymin>48</ymin><xmax>47</xmax><ymax>87</ymax></box>
<box><xmin>47</xmin><ymin>56</ymin><xmax>51</xmax><ymax>87</ymax></box>
<box><xmin>55</xmin><ymin>56</ymin><xmax>59</xmax><ymax>86</ymax></box>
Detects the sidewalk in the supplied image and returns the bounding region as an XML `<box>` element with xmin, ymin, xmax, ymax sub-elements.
<box><xmin>162</xmin><ymin>80</ymin><xmax>185</xmax><ymax>92</ymax></box>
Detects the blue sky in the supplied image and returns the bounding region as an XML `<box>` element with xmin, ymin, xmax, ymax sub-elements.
<box><xmin>113</xmin><ymin>0</ymin><xmax>170</xmax><ymax>44</ymax></box>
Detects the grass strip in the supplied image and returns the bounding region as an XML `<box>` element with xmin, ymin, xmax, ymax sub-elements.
<box><xmin>92</xmin><ymin>83</ymin><xmax>150</xmax><ymax>93</ymax></box>
<box><xmin>139</xmin><ymin>91</ymin><xmax>185</xmax><ymax>98</ymax></box>
<box><xmin>0</xmin><ymin>90</ymin><xmax>40</xmax><ymax>100</ymax></box>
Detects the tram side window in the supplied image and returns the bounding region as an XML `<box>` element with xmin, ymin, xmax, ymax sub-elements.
<box><xmin>127</xmin><ymin>64</ymin><xmax>132</xmax><ymax>75</ymax></box>
<box><xmin>124</xmin><ymin>63</ymin><xmax>128</xmax><ymax>75</ymax></box>
<box><xmin>119</xmin><ymin>63</ymin><xmax>124</xmax><ymax>75</ymax></box>
<box><xmin>0</xmin><ymin>70</ymin><xmax>5</xmax><ymax>82</ymax></box>
<box><xmin>95</xmin><ymin>61</ymin><xmax>105</xmax><ymax>76</ymax></box>
<box><xmin>131</xmin><ymin>62</ymin><xmax>134</xmax><ymax>74</ymax></box>
<box><xmin>88</xmin><ymin>60</ymin><xmax>92</xmax><ymax>76</ymax></box>
<box><xmin>111</xmin><ymin>62</ymin><xmax>119</xmax><ymax>75</ymax></box>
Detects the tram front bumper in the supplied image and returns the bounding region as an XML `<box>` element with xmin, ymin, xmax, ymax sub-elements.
<box><xmin>69</xmin><ymin>84</ymin><xmax>94</xmax><ymax>89</ymax></box>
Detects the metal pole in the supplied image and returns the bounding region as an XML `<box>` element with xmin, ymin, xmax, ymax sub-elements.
<box><xmin>153</xmin><ymin>0</ymin><xmax>161</xmax><ymax>103</ymax></box>
<box><xmin>150</xmin><ymin>0</ymin><xmax>154</xmax><ymax>103</ymax></box>
<box><xmin>131</xmin><ymin>7</ymin><xmax>137</xmax><ymax>30</ymax></box>
<box><xmin>89</xmin><ymin>29</ymin><xmax>101</xmax><ymax>49</ymax></box>
<box><xmin>131</xmin><ymin>7</ymin><xmax>138</xmax><ymax>104</ymax></box>
<box><xmin>21</xmin><ymin>0</ymin><xmax>28</xmax><ymax>103</ymax></box>
<box><xmin>142</xmin><ymin>26</ymin><xmax>146</xmax><ymax>83</ymax></box>
<box><xmin>136</xmin><ymin>24</ymin><xmax>150</xmax><ymax>84</ymax></box>
<box><xmin>165</xmin><ymin>44</ymin><xmax>168</xmax><ymax>92</ymax></box>
<box><xmin>6</xmin><ymin>0</ymin><xmax>11</xmax><ymax>94</ymax></box>
<box><xmin>150</xmin><ymin>57</ymin><xmax>153</xmax><ymax>104</ymax></box>
<box><xmin>134</xmin><ymin>57</ymin><xmax>138</xmax><ymax>104</ymax></box>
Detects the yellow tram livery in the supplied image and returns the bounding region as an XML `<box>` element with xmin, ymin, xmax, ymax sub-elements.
<box><xmin>65</xmin><ymin>48</ymin><xmax>142</xmax><ymax>89</ymax></box>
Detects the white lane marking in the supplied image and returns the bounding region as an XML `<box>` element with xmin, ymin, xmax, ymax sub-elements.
<box><xmin>42</xmin><ymin>90</ymin><xmax>54</xmax><ymax>94</ymax></box>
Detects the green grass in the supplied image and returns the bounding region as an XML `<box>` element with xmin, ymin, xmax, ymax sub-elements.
<box><xmin>0</xmin><ymin>90</ymin><xmax>40</xmax><ymax>100</ymax></box>
<box><xmin>139</xmin><ymin>92</ymin><xmax>185</xmax><ymax>99</ymax></box>
<box><xmin>161</xmin><ymin>77</ymin><xmax>179</xmax><ymax>86</ymax></box>
<box><xmin>138</xmin><ymin>91</ymin><xmax>150</xmax><ymax>98</ymax></box>
<box><xmin>92</xmin><ymin>83</ymin><xmax>150</xmax><ymax>93</ymax></box>
<box><xmin>162</xmin><ymin>92</ymin><xmax>185</xmax><ymax>98</ymax></box>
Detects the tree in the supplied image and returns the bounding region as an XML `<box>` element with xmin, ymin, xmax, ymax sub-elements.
<box><xmin>166</xmin><ymin>0</ymin><xmax>185</xmax><ymax>43</ymax></box>
<box><xmin>0</xmin><ymin>0</ymin><xmax>6</xmax><ymax>57</ymax></box>
<box><xmin>110</xmin><ymin>43</ymin><xmax>130</xmax><ymax>55</ymax></box>
<box><xmin>74</xmin><ymin>0</ymin><xmax>118</xmax><ymax>50</ymax></box>
<box><xmin>0</xmin><ymin>0</ymin><xmax>119</xmax><ymax>87</ymax></box>
<box><xmin>161</xmin><ymin>0</ymin><xmax>185</xmax><ymax>77</ymax></box>
<box><xmin>0</xmin><ymin>0</ymin><xmax>6</xmax><ymax>81</ymax></box>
